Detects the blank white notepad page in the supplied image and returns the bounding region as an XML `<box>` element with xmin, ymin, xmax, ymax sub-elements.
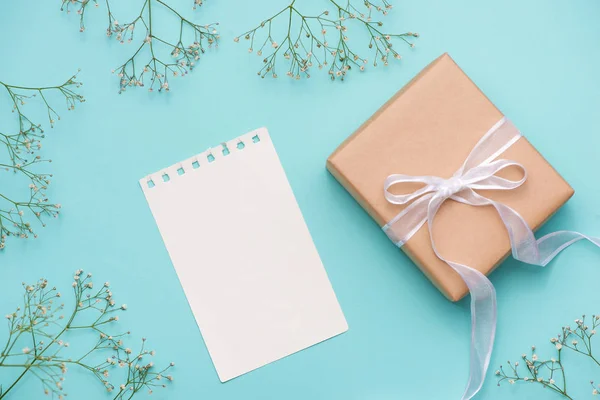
<box><xmin>140</xmin><ymin>128</ymin><xmax>347</xmax><ymax>382</ymax></box>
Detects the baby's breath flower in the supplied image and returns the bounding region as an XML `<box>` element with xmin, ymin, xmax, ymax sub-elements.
<box><xmin>0</xmin><ymin>272</ymin><xmax>174</xmax><ymax>399</ymax></box>
<box><xmin>499</xmin><ymin>314</ymin><xmax>600</xmax><ymax>398</ymax></box>
<box><xmin>62</xmin><ymin>0</ymin><xmax>218</xmax><ymax>93</ymax></box>
<box><xmin>0</xmin><ymin>74</ymin><xmax>82</xmax><ymax>247</ymax></box>
<box><xmin>235</xmin><ymin>0</ymin><xmax>416</xmax><ymax>80</ymax></box>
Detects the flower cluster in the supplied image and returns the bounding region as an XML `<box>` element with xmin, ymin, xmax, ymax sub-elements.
<box><xmin>498</xmin><ymin>314</ymin><xmax>600</xmax><ymax>399</ymax></box>
<box><xmin>0</xmin><ymin>270</ymin><xmax>173</xmax><ymax>399</ymax></box>
<box><xmin>60</xmin><ymin>0</ymin><xmax>100</xmax><ymax>32</ymax></box>
<box><xmin>235</xmin><ymin>0</ymin><xmax>418</xmax><ymax>80</ymax></box>
<box><xmin>0</xmin><ymin>73</ymin><xmax>84</xmax><ymax>248</ymax></box>
<box><xmin>62</xmin><ymin>0</ymin><xmax>219</xmax><ymax>93</ymax></box>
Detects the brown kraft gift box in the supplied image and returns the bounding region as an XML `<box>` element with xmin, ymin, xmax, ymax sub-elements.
<box><xmin>327</xmin><ymin>53</ymin><xmax>574</xmax><ymax>302</ymax></box>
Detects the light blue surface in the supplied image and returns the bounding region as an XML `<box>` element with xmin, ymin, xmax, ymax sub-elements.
<box><xmin>1</xmin><ymin>1</ymin><xmax>600</xmax><ymax>399</ymax></box>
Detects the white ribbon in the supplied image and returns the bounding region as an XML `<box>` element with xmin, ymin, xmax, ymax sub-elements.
<box><xmin>382</xmin><ymin>117</ymin><xmax>600</xmax><ymax>399</ymax></box>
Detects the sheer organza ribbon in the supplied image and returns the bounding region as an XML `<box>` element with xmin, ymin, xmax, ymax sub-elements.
<box><xmin>382</xmin><ymin>117</ymin><xmax>600</xmax><ymax>399</ymax></box>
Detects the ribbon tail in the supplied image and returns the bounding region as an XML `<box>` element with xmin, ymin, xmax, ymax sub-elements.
<box><xmin>533</xmin><ymin>231</ymin><xmax>600</xmax><ymax>266</ymax></box>
<box><xmin>449</xmin><ymin>262</ymin><xmax>497</xmax><ymax>400</ymax></box>
<box><xmin>425</xmin><ymin>194</ymin><xmax>497</xmax><ymax>400</ymax></box>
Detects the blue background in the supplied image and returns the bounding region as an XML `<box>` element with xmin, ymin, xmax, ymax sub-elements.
<box><xmin>1</xmin><ymin>0</ymin><xmax>600</xmax><ymax>399</ymax></box>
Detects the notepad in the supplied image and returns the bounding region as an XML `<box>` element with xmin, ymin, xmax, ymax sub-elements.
<box><xmin>139</xmin><ymin>128</ymin><xmax>348</xmax><ymax>382</ymax></box>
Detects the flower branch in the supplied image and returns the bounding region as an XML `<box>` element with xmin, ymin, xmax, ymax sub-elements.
<box><xmin>0</xmin><ymin>73</ymin><xmax>84</xmax><ymax>248</ymax></box>
<box><xmin>0</xmin><ymin>270</ymin><xmax>174</xmax><ymax>399</ymax></box>
<box><xmin>62</xmin><ymin>0</ymin><xmax>219</xmax><ymax>92</ymax></box>
<box><xmin>498</xmin><ymin>314</ymin><xmax>600</xmax><ymax>399</ymax></box>
<box><xmin>235</xmin><ymin>0</ymin><xmax>418</xmax><ymax>80</ymax></box>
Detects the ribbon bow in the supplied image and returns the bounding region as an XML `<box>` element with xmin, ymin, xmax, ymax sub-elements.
<box><xmin>382</xmin><ymin>117</ymin><xmax>600</xmax><ymax>399</ymax></box>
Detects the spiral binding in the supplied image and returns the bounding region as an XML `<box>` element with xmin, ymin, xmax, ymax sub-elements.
<box><xmin>140</xmin><ymin>127</ymin><xmax>267</xmax><ymax>190</ymax></box>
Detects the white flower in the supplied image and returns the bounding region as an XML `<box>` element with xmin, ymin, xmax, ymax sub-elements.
<box><xmin>572</xmin><ymin>340</ymin><xmax>578</xmax><ymax>346</ymax></box>
<box><xmin>121</xmin><ymin>304</ymin><xmax>127</xmax><ymax>310</ymax></box>
<box><xmin>524</xmin><ymin>377</ymin><xmax>529</xmax><ymax>381</ymax></box>
<box><xmin>594</xmin><ymin>389</ymin><xmax>599</xmax><ymax>395</ymax></box>
<box><xmin>556</xmin><ymin>343</ymin><xmax>563</xmax><ymax>350</ymax></box>
<box><xmin>22</xmin><ymin>347</ymin><xmax>31</xmax><ymax>354</ymax></box>
<box><xmin>532</xmin><ymin>354</ymin><xmax>538</xmax><ymax>361</ymax></box>
<box><xmin>5</xmin><ymin>314</ymin><xmax>12</xmax><ymax>320</ymax></box>
<box><xmin>509</xmin><ymin>379</ymin><xmax>515</xmax><ymax>384</ymax></box>
<box><xmin>549</xmin><ymin>379</ymin><xmax>555</xmax><ymax>384</ymax></box>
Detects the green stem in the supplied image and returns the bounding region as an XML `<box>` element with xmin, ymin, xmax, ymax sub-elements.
<box><xmin>0</xmin><ymin>290</ymin><xmax>80</xmax><ymax>399</ymax></box>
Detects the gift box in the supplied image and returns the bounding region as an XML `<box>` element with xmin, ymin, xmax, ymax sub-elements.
<box><xmin>326</xmin><ymin>53</ymin><xmax>574</xmax><ymax>302</ymax></box>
